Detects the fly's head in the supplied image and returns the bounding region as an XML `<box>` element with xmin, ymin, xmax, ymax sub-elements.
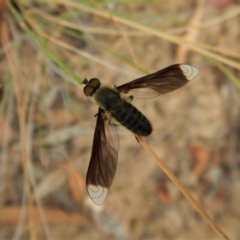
<box><xmin>83</xmin><ymin>78</ymin><xmax>101</xmax><ymax>97</ymax></box>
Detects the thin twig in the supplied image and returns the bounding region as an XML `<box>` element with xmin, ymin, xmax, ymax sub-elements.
<box><xmin>136</xmin><ymin>136</ymin><xmax>230</xmax><ymax>240</ymax></box>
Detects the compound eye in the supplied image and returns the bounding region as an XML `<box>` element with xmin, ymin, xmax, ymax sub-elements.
<box><xmin>84</xmin><ymin>85</ymin><xmax>94</xmax><ymax>96</ymax></box>
<box><xmin>83</xmin><ymin>78</ymin><xmax>100</xmax><ymax>96</ymax></box>
<box><xmin>89</xmin><ymin>78</ymin><xmax>100</xmax><ymax>88</ymax></box>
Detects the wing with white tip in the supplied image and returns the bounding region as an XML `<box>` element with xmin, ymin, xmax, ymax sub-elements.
<box><xmin>116</xmin><ymin>64</ymin><xmax>199</xmax><ymax>97</ymax></box>
<box><xmin>86</xmin><ymin>108</ymin><xmax>118</xmax><ymax>205</ymax></box>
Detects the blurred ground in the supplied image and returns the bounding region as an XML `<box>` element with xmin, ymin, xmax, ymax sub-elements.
<box><xmin>0</xmin><ymin>0</ymin><xmax>240</xmax><ymax>239</ymax></box>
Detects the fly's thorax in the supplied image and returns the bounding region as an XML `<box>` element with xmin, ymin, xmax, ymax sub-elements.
<box><xmin>93</xmin><ymin>85</ymin><xmax>122</xmax><ymax>111</ymax></box>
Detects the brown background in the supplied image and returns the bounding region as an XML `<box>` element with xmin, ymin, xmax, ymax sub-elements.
<box><xmin>0</xmin><ymin>0</ymin><xmax>239</xmax><ymax>239</ymax></box>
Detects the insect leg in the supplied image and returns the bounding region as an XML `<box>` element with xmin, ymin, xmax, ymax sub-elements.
<box><xmin>127</xmin><ymin>95</ymin><xmax>134</xmax><ymax>102</ymax></box>
<box><xmin>135</xmin><ymin>136</ymin><xmax>139</xmax><ymax>143</ymax></box>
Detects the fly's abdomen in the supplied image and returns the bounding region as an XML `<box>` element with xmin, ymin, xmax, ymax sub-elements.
<box><xmin>111</xmin><ymin>100</ymin><xmax>152</xmax><ymax>136</ymax></box>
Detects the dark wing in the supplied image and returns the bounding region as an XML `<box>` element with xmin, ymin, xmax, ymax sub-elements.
<box><xmin>116</xmin><ymin>64</ymin><xmax>199</xmax><ymax>97</ymax></box>
<box><xmin>86</xmin><ymin>108</ymin><xmax>118</xmax><ymax>205</ymax></box>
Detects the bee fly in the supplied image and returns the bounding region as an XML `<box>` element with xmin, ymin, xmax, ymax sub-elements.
<box><xmin>83</xmin><ymin>64</ymin><xmax>199</xmax><ymax>205</ymax></box>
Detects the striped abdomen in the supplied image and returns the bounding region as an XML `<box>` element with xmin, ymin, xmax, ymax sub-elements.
<box><xmin>110</xmin><ymin>100</ymin><xmax>152</xmax><ymax>136</ymax></box>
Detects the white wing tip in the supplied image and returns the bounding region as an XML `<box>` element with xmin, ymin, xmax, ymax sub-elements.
<box><xmin>87</xmin><ymin>184</ymin><xmax>108</xmax><ymax>205</ymax></box>
<box><xmin>180</xmin><ymin>64</ymin><xmax>199</xmax><ymax>81</ymax></box>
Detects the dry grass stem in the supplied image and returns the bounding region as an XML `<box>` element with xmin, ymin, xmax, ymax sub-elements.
<box><xmin>24</xmin><ymin>11</ymin><xmax>138</xmax><ymax>78</ymax></box>
<box><xmin>42</xmin><ymin>0</ymin><xmax>240</xmax><ymax>70</ymax></box>
<box><xmin>30</xmin><ymin>8</ymin><xmax>144</xmax><ymax>36</ymax></box>
<box><xmin>2</xmin><ymin>19</ymin><xmax>36</xmax><ymax>239</ymax></box>
<box><xmin>137</xmin><ymin>136</ymin><xmax>230</xmax><ymax>240</ymax></box>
